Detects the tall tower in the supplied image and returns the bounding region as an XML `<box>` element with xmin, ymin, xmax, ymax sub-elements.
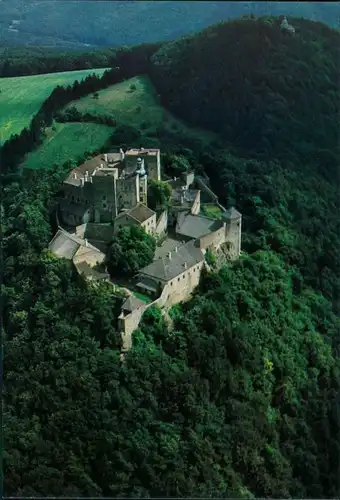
<box><xmin>222</xmin><ymin>207</ymin><xmax>242</xmax><ymax>259</ymax></box>
<box><xmin>136</xmin><ymin>157</ymin><xmax>147</xmax><ymax>205</ymax></box>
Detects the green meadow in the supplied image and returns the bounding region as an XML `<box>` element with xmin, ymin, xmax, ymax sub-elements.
<box><xmin>0</xmin><ymin>68</ymin><xmax>107</xmax><ymax>142</ymax></box>
<box><xmin>23</xmin><ymin>122</ymin><xmax>113</xmax><ymax>170</ymax></box>
<box><xmin>64</xmin><ymin>75</ymin><xmax>217</xmax><ymax>145</ymax></box>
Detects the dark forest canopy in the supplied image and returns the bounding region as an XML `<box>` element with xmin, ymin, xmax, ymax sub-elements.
<box><xmin>150</xmin><ymin>17</ymin><xmax>340</xmax><ymax>170</ymax></box>
<box><xmin>2</xmin><ymin>14</ymin><xmax>340</xmax><ymax>498</ymax></box>
<box><xmin>0</xmin><ymin>43</ymin><xmax>163</xmax><ymax>77</ymax></box>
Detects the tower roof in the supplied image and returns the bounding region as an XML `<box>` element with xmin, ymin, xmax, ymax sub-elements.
<box><xmin>223</xmin><ymin>207</ymin><xmax>242</xmax><ymax>220</ymax></box>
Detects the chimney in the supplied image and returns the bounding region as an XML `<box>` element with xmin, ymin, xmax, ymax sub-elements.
<box><xmin>104</xmin><ymin>153</ymin><xmax>108</xmax><ymax>162</ymax></box>
<box><xmin>119</xmin><ymin>148</ymin><xmax>125</xmax><ymax>161</ymax></box>
<box><xmin>100</xmin><ymin>163</ymin><xmax>103</xmax><ymax>169</ymax></box>
<box><xmin>174</xmin><ymin>177</ymin><xmax>177</xmax><ymax>181</ymax></box>
<box><xmin>174</xmin><ymin>246</ymin><xmax>178</xmax><ymax>252</ymax></box>
<box><xmin>183</xmin><ymin>262</ymin><xmax>187</xmax><ymax>269</ymax></box>
<box><xmin>74</xmin><ymin>172</ymin><xmax>77</xmax><ymax>179</ymax></box>
<box><xmin>84</xmin><ymin>238</ymin><xmax>88</xmax><ymax>247</ymax></box>
<box><xmin>168</xmin><ymin>251</ymin><xmax>171</xmax><ymax>260</ymax></box>
<box><xmin>80</xmin><ymin>178</ymin><xmax>85</xmax><ymax>186</ymax></box>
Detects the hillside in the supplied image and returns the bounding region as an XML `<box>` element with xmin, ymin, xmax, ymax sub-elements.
<box><xmin>1</xmin><ymin>1</ymin><xmax>338</xmax><ymax>49</ymax></box>
<box><xmin>22</xmin><ymin>122</ymin><xmax>114</xmax><ymax>170</ymax></box>
<box><xmin>0</xmin><ymin>68</ymin><xmax>107</xmax><ymax>141</ymax></box>
<box><xmin>20</xmin><ymin>75</ymin><xmax>218</xmax><ymax>171</ymax></box>
<box><xmin>2</xmin><ymin>14</ymin><xmax>340</xmax><ymax>499</ymax></box>
<box><xmin>150</xmin><ymin>17</ymin><xmax>340</xmax><ymax>170</ymax></box>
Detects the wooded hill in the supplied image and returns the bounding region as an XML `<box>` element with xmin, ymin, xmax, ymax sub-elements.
<box><xmin>2</xmin><ymin>15</ymin><xmax>340</xmax><ymax>498</ymax></box>
<box><xmin>150</xmin><ymin>17</ymin><xmax>340</xmax><ymax>170</ymax></box>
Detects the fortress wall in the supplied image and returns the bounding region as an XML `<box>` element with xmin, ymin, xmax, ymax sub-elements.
<box><xmin>141</xmin><ymin>213</ymin><xmax>157</xmax><ymax>235</ymax></box>
<box><xmin>197</xmin><ymin>224</ymin><xmax>226</xmax><ymax>251</ymax></box>
<box><xmin>155</xmin><ymin>210</ymin><xmax>168</xmax><ymax>236</ymax></box>
<box><xmin>225</xmin><ymin>220</ymin><xmax>242</xmax><ymax>259</ymax></box>
<box><xmin>118</xmin><ymin>285</ymin><xmax>169</xmax><ymax>349</ymax></box>
<box><xmin>75</xmin><ymin>223</ymin><xmax>87</xmax><ymax>238</ymax></box>
<box><xmin>191</xmin><ymin>190</ymin><xmax>201</xmax><ymax>215</ymax></box>
<box><xmin>195</xmin><ymin>178</ymin><xmax>218</xmax><ymax>202</ymax></box>
<box><xmin>119</xmin><ymin>303</ymin><xmax>149</xmax><ymax>351</ymax></box>
<box><xmin>165</xmin><ymin>261</ymin><xmax>204</xmax><ymax>307</ymax></box>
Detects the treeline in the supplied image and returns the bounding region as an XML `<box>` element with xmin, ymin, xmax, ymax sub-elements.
<box><xmin>0</xmin><ymin>42</ymin><xmax>163</xmax><ymax>77</ymax></box>
<box><xmin>55</xmin><ymin>106</ymin><xmax>117</xmax><ymax>127</ymax></box>
<box><xmin>1</xmin><ymin>43</ymin><xmax>159</xmax><ymax>178</ymax></box>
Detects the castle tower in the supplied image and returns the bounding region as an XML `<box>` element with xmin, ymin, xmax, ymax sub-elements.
<box><xmin>136</xmin><ymin>158</ymin><xmax>147</xmax><ymax>205</ymax></box>
<box><xmin>222</xmin><ymin>207</ymin><xmax>242</xmax><ymax>259</ymax></box>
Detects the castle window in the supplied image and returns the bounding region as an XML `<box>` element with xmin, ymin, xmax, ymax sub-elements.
<box><xmin>237</xmin><ymin>222</ymin><xmax>240</xmax><ymax>227</ymax></box>
<box><xmin>77</xmin><ymin>197</ymin><xmax>80</xmax><ymax>202</ymax></box>
<box><xmin>178</xmin><ymin>278</ymin><xmax>180</xmax><ymax>282</ymax></box>
<box><xmin>72</xmin><ymin>195</ymin><xmax>75</xmax><ymax>201</ymax></box>
<box><xmin>103</xmin><ymin>195</ymin><xmax>106</xmax><ymax>201</ymax></box>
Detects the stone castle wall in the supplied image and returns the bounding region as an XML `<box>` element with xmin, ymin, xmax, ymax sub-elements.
<box><xmin>190</xmin><ymin>190</ymin><xmax>201</xmax><ymax>215</ymax></box>
<box><xmin>195</xmin><ymin>178</ymin><xmax>218</xmax><ymax>202</ymax></box>
<box><xmin>155</xmin><ymin>210</ymin><xmax>168</xmax><ymax>236</ymax></box>
<box><xmin>119</xmin><ymin>285</ymin><xmax>169</xmax><ymax>350</ymax></box>
<box><xmin>225</xmin><ymin>219</ymin><xmax>242</xmax><ymax>259</ymax></box>
<box><xmin>197</xmin><ymin>224</ymin><xmax>226</xmax><ymax>251</ymax></box>
<box><xmin>165</xmin><ymin>260</ymin><xmax>205</xmax><ymax>307</ymax></box>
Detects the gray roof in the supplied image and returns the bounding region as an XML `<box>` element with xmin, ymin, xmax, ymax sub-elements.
<box><xmin>75</xmin><ymin>261</ymin><xmax>109</xmax><ymax>280</ymax></box>
<box><xmin>64</xmin><ymin>153</ymin><xmax>121</xmax><ymax>185</ymax></box>
<box><xmin>223</xmin><ymin>207</ymin><xmax>242</xmax><ymax>220</ymax></box>
<box><xmin>122</xmin><ymin>295</ymin><xmax>145</xmax><ymax>313</ymax></box>
<box><xmin>85</xmin><ymin>223</ymin><xmax>115</xmax><ymax>243</ymax></box>
<box><xmin>176</xmin><ymin>212</ymin><xmax>222</xmax><ymax>239</ymax></box>
<box><xmin>116</xmin><ymin>203</ymin><xmax>155</xmax><ymax>224</ymax></box>
<box><xmin>48</xmin><ymin>229</ymin><xmax>100</xmax><ymax>260</ymax></box>
<box><xmin>139</xmin><ymin>240</ymin><xmax>204</xmax><ymax>282</ymax></box>
<box><xmin>172</xmin><ymin>188</ymin><xmax>199</xmax><ymax>203</ymax></box>
<box><xmin>137</xmin><ymin>277</ymin><xmax>159</xmax><ymax>292</ymax></box>
<box><xmin>49</xmin><ymin>229</ymin><xmax>82</xmax><ymax>259</ymax></box>
<box><xmin>126</xmin><ymin>203</ymin><xmax>155</xmax><ymax>223</ymax></box>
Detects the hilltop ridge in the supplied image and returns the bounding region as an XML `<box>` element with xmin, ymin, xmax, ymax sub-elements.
<box><xmin>150</xmin><ymin>17</ymin><xmax>340</xmax><ymax>171</ymax></box>
<box><xmin>1</xmin><ymin>1</ymin><xmax>339</xmax><ymax>49</ymax></box>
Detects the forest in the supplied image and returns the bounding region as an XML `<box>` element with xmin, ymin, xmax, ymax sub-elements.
<box><xmin>2</xmin><ymin>0</ymin><xmax>338</xmax><ymax>50</ymax></box>
<box><xmin>2</xmin><ymin>16</ymin><xmax>340</xmax><ymax>498</ymax></box>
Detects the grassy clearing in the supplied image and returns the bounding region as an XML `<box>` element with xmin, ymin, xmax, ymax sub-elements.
<box><xmin>200</xmin><ymin>204</ymin><xmax>223</xmax><ymax>219</ymax></box>
<box><xmin>0</xmin><ymin>68</ymin><xmax>108</xmax><ymax>142</ymax></box>
<box><xmin>64</xmin><ymin>75</ymin><xmax>218</xmax><ymax>146</ymax></box>
<box><xmin>22</xmin><ymin>121</ymin><xmax>113</xmax><ymax>170</ymax></box>
<box><xmin>133</xmin><ymin>291</ymin><xmax>152</xmax><ymax>304</ymax></box>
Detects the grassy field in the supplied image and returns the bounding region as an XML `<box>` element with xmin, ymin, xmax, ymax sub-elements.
<box><xmin>64</xmin><ymin>75</ymin><xmax>217</xmax><ymax>146</ymax></box>
<box><xmin>0</xmin><ymin>68</ymin><xmax>108</xmax><ymax>142</ymax></box>
<box><xmin>200</xmin><ymin>204</ymin><xmax>223</xmax><ymax>219</ymax></box>
<box><xmin>133</xmin><ymin>291</ymin><xmax>152</xmax><ymax>304</ymax></box>
<box><xmin>21</xmin><ymin>74</ymin><xmax>218</xmax><ymax>171</ymax></box>
<box><xmin>22</xmin><ymin>122</ymin><xmax>113</xmax><ymax>170</ymax></box>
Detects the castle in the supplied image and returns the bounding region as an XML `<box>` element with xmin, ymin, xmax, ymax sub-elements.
<box><xmin>49</xmin><ymin>147</ymin><xmax>242</xmax><ymax>353</ymax></box>
<box><xmin>60</xmin><ymin>148</ymin><xmax>160</xmax><ymax>226</ymax></box>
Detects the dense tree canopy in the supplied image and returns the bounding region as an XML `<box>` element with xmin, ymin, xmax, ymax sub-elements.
<box><xmin>106</xmin><ymin>225</ymin><xmax>156</xmax><ymax>278</ymax></box>
<box><xmin>150</xmin><ymin>17</ymin><xmax>340</xmax><ymax>169</ymax></box>
<box><xmin>147</xmin><ymin>179</ymin><xmax>172</xmax><ymax>212</ymax></box>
